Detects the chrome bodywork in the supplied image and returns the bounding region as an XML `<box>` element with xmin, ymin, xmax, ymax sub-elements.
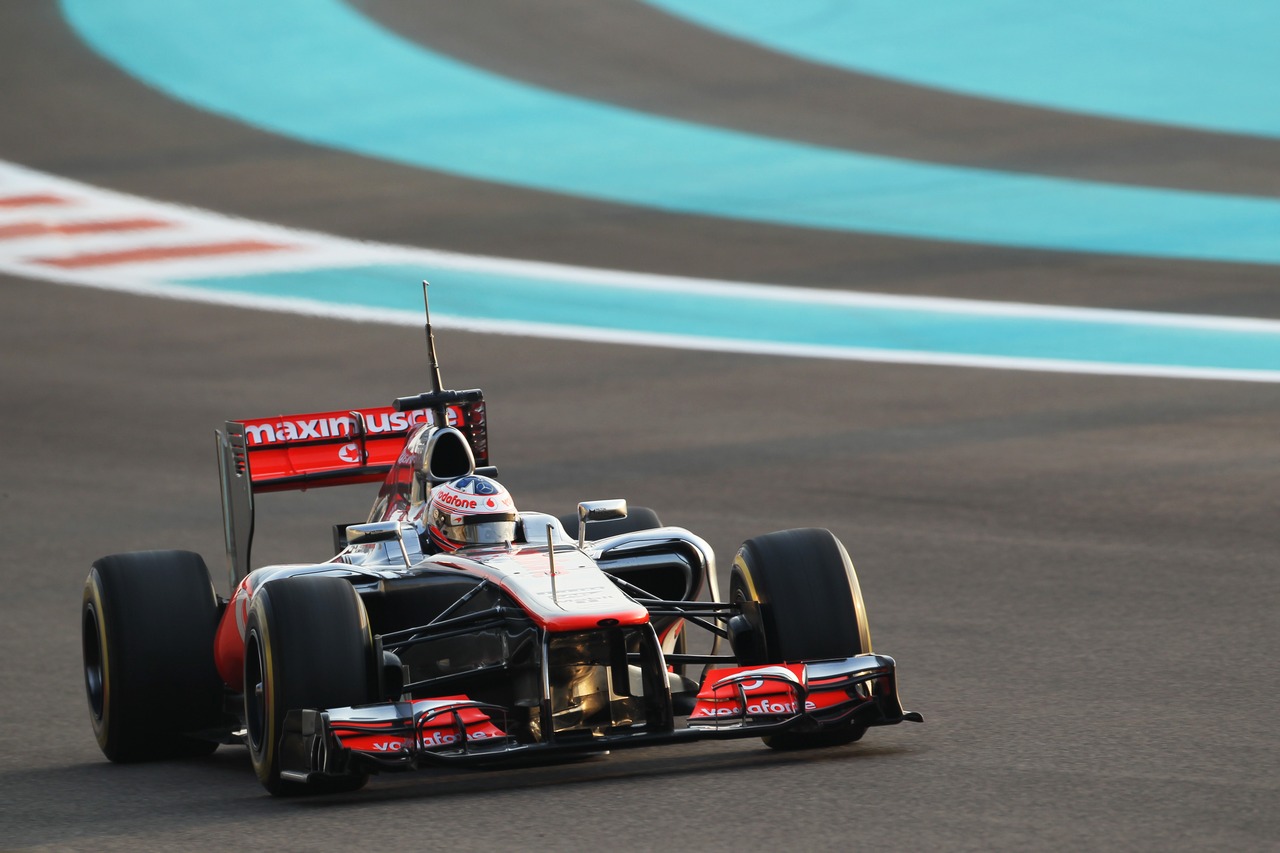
<box><xmin>92</xmin><ymin>290</ymin><xmax>919</xmax><ymax>794</ymax></box>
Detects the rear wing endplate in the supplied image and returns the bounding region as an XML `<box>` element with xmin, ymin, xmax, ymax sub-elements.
<box><xmin>216</xmin><ymin>398</ymin><xmax>488</xmax><ymax>589</ymax></box>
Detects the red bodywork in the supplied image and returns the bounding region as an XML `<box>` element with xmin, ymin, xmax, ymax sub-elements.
<box><xmin>211</xmin><ymin>396</ymin><xmax>652</xmax><ymax>691</ymax></box>
<box><xmin>233</xmin><ymin>401</ymin><xmax>488</xmax><ymax>493</ymax></box>
<box><xmin>208</xmin><ymin>396</ymin><xmax>916</xmax><ymax>780</ymax></box>
<box><xmin>213</xmin><ymin>400</ymin><xmax>490</xmax><ymax>690</ymax></box>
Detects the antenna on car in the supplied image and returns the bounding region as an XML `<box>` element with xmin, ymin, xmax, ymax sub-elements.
<box><xmin>546</xmin><ymin>524</ymin><xmax>560</xmax><ymax>605</ymax></box>
<box><xmin>392</xmin><ymin>280</ymin><xmax>485</xmax><ymax>436</ymax></box>
<box><xmin>422</xmin><ymin>280</ymin><xmax>444</xmax><ymax>395</ymax></box>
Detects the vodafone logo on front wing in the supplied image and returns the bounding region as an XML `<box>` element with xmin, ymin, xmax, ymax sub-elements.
<box><xmin>691</xmin><ymin>698</ymin><xmax>816</xmax><ymax>718</ymax></box>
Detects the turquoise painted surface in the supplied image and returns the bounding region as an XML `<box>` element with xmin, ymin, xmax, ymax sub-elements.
<box><xmin>177</xmin><ymin>267</ymin><xmax>1280</xmax><ymax>373</ymax></box>
<box><xmin>60</xmin><ymin>0</ymin><xmax>1280</xmax><ymax>265</ymax></box>
<box><xmin>644</xmin><ymin>0</ymin><xmax>1280</xmax><ymax>139</ymax></box>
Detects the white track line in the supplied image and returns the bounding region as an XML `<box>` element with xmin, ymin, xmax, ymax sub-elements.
<box><xmin>3</xmin><ymin>159</ymin><xmax>1280</xmax><ymax>382</ymax></box>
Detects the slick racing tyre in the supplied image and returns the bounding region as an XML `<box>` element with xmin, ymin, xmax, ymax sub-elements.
<box><xmin>558</xmin><ymin>506</ymin><xmax>662</xmax><ymax>541</ymax></box>
<box><xmin>728</xmin><ymin>528</ymin><xmax>872</xmax><ymax>750</ymax></box>
<box><xmin>82</xmin><ymin>550</ymin><xmax>225</xmax><ymax>762</ymax></box>
<box><xmin>244</xmin><ymin>576</ymin><xmax>375</xmax><ymax>796</ymax></box>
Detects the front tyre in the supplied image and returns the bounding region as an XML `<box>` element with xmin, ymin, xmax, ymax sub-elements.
<box><xmin>244</xmin><ymin>575</ymin><xmax>374</xmax><ymax>795</ymax></box>
<box><xmin>82</xmin><ymin>550</ymin><xmax>225</xmax><ymax>762</ymax></box>
<box><xmin>728</xmin><ymin>528</ymin><xmax>872</xmax><ymax>750</ymax></box>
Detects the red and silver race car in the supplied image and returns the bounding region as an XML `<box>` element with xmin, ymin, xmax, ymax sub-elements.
<box><xmin>81</xmin><ymin>290</ymin><xmax>921</xmax><ymax>795</ymax></box>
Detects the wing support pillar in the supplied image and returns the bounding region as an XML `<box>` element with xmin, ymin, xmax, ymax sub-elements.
<box><xmin>216</xmin><ymin>422</ymin><xmax>254</xmax><ymax>591</ymax></box>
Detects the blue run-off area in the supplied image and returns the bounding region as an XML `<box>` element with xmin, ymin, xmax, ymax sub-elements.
<box><xmin>177</xmin><ymin>267</ymin><xmax>1280</xmax><ymax>381</ymax></box>
<box><xmin>644</xmin><ymin>0</ymin><xmax>1280</xmax><ymax>139</ymax></box>
<box><xmin>61</xmin><ymin>0</ymin><xmax>1280</xmax><ymax>266</ymax></box>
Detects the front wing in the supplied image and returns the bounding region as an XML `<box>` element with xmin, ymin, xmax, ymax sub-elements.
<box><xmin>277</xmin><ymin>654</ymin><xmax>921</xmax><ymax>782</ymax></box>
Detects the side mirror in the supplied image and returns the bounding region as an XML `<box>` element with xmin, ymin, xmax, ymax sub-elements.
<box><xmin>577</xmin><ymin>499</ymin><xmax>628</xmax><ymax>548</ymax></box>
<box><xmin>345</xmin><ymin>521</ymin><xmax>420</xmax><ymax>566</ymax></box>
<box><xmin>345</xmin><ymin>521</ymin><xmax>401</xmax><ymax>545</ymax></box>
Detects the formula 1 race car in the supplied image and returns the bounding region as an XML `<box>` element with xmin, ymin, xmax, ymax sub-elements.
<box><xmin>81</xmin><ymin>287</ymin><xmax>920</xmax><ymax>795</ymax></box>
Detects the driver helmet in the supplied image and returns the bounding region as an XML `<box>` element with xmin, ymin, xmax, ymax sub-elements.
<box><xmin>427</xmin><ymin>475</ymin><xmax>519</xmax><ymax>552</ymax></box>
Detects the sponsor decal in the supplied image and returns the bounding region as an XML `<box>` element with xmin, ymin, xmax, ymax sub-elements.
<box><xmin>419</xmin><ymin>728</ymin><xmax>494</xmax><ymax>747</ymax></box>
<box><xmin>362</xmin><ymin>409</ymin><xmax>433</xmax><ymax>434</ymax></box>
<box><xmin>364</xmin><ymin>728</ymin><xmax>497</xmax><ymax>751</ymax></box>
<box><xmin>452</xmin><ymin>475</ymin><xmax>500</xmax><ymax>496</ymax></box>
<box><xmin>244</xmin><ymin>415</ymin><xmax>354</xmax><ymax>445</ymax></box>
<box><xmin>337</xmin><ymin>442</ymin><xmax>361</xmax><ymax>463</ymax></box>
<box><xmin>690</xmin><ymin>698</ymin><xmax>816</xmax><ymax>718</ymax></box>
<box><xmin>689</xmin><ymin>664</ymin><xmax>841</xmax><ymax>719</ymax></box>
<box><xmin>241</xmin><ymin>407</ymin><xmax>442</xmax><ymax>446</ymax></box>
<box><xmin>433</xmin><ymin>475</ymin><xmax>514</xmax><ymax>515</ymax></box>
<box><xmin>436</xmin><ymin>490</ymin><xmax>478</xmax><ymax>511</ymax></box>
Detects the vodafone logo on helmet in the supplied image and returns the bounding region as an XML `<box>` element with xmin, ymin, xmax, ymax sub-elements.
<box><xmin>432</xmin><ymin>475</ymin><xmax>514</xmax><ymax>515</ymax></box>
<box><xmin>436</xmin><ymin>490</ymin><xmax>478</xmax><ymax>511</ymax></box>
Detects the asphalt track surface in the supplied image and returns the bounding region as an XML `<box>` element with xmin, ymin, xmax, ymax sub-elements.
<box><xmin>1</xmin><ymin>3</ymin><xmax>1277</xmax><ymax>850</ymax></box>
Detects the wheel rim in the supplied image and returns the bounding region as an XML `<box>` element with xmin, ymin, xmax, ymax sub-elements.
<box><xmin>244</xmin><ymin>630</ymin><xmax>267</xmax><ymax>754</ymax></box>
<box><xmin>82</xmin><ymin>603</ymin><xmax>105</xmax><ymax>720</ymax></box>
<box><xmin>728</xmin><ymin>576</ymin><xmax>769</xmax><ymax>665</ymax></box>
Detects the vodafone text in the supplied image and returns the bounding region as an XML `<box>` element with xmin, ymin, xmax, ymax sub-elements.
<box><xmin>369</xmin><ymin>729</ymin><xmax>494</xmax><ymax>751</ymax></box>
<box><xmin>436</xmin><ymin>491</ymin><xmax>478</xmax><ymax>510</ymax></box>
<box><xmin>692</xmin><ymin>698</ymin><xmax>817</xmax><ymax>718</ymax></box>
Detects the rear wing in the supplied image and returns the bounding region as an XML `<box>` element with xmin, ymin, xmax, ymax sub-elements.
<box><xmin>216</xmin><ymin>396</ymin><xmax>488</xmax><ymax>589</ymax></box>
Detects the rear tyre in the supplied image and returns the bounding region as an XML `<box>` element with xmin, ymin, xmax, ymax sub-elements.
<box><xmin>82</xmin><ymin>550</ymin><xmax>225</xmax><ymax>762</ymax></box>
<box><xmin>728</xmin><ymin>528</ymin><xmax>872</xmax><ymax>750</ymax></box>
<box><xmin>558</xmin><ymin>506</ymin><xmax>662</xmax><ymax>541</ymax></box>
<box><xmin>244</xmin><ymin>576</ymin><xmax>374</xmax><ymax>796</ymax></box>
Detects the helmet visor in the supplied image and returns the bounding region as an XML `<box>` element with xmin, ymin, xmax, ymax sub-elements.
<box><xmin>443</xmin><ymin>512</ymin><xmax>518</xmax><ymax>546</ymax></box>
